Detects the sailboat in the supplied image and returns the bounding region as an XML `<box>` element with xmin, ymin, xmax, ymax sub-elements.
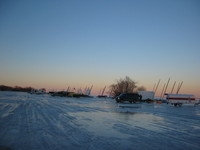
<box><xmin>97</xmin><ymin>86</ymin><xmax>107</xmax><ymax>98</ymax></box>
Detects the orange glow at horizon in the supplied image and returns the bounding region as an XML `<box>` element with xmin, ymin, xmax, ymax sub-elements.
<box><xmin>1</xmin><ymin>77</ymin><xmax>199</xmax><ymax>98</ymax></box>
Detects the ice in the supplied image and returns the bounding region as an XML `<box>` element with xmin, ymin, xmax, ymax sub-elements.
<box><xmin>0</xmin><ymin>91</ymin><xmax>200</xmax><ymax>150</ymax></box>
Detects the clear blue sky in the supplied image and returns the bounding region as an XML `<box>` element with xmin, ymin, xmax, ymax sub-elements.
<box><xmin>0</xmin><ymin>0</ymin><xmax>200</xmax><ymax>97</ymax></box>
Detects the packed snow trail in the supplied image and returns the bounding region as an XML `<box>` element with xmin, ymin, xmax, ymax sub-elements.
<box><xmin>0</xmin><ymin>91</ymin><xmax>200</xmax><ymax>150</ymax></box>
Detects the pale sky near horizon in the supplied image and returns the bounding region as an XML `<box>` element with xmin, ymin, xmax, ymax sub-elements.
<box><xmin>0</xmin><ymin>0</ymin><xmax>200</xmax><ymax>97</ymax></box>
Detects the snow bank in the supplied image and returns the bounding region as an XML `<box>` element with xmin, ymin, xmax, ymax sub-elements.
<box><xmin>0</xmin><ymin>91</ymin><xmax>200</xmax><ymax>150</ymax></box>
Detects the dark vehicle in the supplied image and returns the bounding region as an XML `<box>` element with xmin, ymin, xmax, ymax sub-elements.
<box><xmin>51</xmin><ymin>91</ymin><xmax>71</xmax><ymax>97</ymax></box>
<box><xmin>116</xmin><ymin>93</ymin><xmax>142</xmax><ymax>103</ymax></box>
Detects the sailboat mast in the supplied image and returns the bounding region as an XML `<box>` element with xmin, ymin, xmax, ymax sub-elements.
<box><xmin>162</xmin><ymin>78</ymin><xmax>170</xmax><ymax>99</ymax></box>
<box><xmin>67</xmin><ymin>86</ymin><xmax>70</xmax><ymax>92</ymax></box>
<box><xmin>101</xmin><ymin>86</ymin><xmax>106</xmax><ymax>96</ymax></box>
<box><xmin>176</xmin><ymin>81</ymin><xmax>183</xmax><ymax>94</ymax></box>
<box><xmin>88</xmin><ymin>85</ymin><xmax>93</xmax><ymax>95</ymax></box>
<box><xmin>154</xmin><ymin>79</ymin><xmax>160</xmax><ymax>94</ymax></box>
<box><xmin>170</xmin><ymin>81</ymin><xmax>176</xmax><ymax>94</ymax></box>
<box><xmin>160</xmin><ymin>83</ymin><xmax>166</xmax><ymax>99</ymax></box>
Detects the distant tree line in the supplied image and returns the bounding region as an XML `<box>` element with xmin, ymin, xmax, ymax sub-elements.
<box><xmin>0</xmin><ymin>85</ymin><xmax>34</xmax><ymax>92</ymax></box>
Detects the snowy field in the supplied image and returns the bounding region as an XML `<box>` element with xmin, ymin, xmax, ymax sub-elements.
<box><xmin>0</xmin><ymin>91</ymin><xmax>200</xmax><ymax>150</ymax></box>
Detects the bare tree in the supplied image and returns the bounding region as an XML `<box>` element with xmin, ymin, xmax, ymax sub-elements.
<box><xmin>109</xmin><ymin>76</ymin><xmax>137</xmax><ymax>97</ymax></box>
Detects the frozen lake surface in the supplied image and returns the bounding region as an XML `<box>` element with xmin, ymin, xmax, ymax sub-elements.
<box><xmin>0</xmin><ymin>91</ymin><xmax>200</xmax><ymax>150</ymax></box>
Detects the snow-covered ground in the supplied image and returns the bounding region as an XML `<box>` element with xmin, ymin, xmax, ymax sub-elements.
<box><xmin>0</xmin><ymin>91</ymin><xmax>200</xmax><ymax>150</ymax></box>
